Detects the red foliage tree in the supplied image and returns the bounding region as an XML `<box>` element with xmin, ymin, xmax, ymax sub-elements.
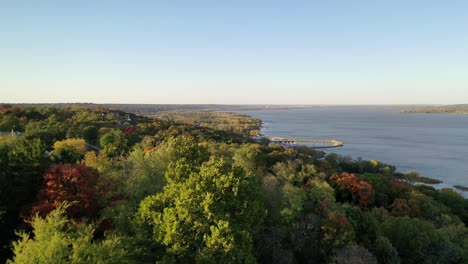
<box><xmin>329</xmin><ymin>172</ymin><xmax>375</xmax><ymax>207</ymax></box>
<box><xmin>123</xmin><ymin>126</ymin><xmax>137</xmax><ymax>135</ymax></box>
<box><xmin>30</xmin><ymin>164</ymin><xmax>100</xmax><ymax>219</ymax></box>
<box><xmin>388</xmin><ymin>179</ymin><xmax>412</xmax><ymax>200</ymax></box>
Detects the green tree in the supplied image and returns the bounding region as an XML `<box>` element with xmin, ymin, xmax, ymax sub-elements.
<box><xmin>437</xmin><ymin>224</ymin><xmax>468</xmax><ymax>263</ymax></box>
<box><xmin>100</xmin><ymin>129</ymin><xmax>127</xmax><ymax>157</ymax></box>
<box><xmin>0</xmin><ymin>115</ymin><xmax>21</xmax><ymax>131</ymax></box>
<box><xmin>331</xmin><ymin>244</ymin><xmax>378</xmax><ymax>264</ymax></box>
<box><xmin>66</xmin><ymin>126</ymin><xmax>81</xmax><ymax>139</ymax></box>
<box><xmin>137</xmin><ymin>158</ymin><xmax>265</xmax><ymax>263</ymax></box>
<box><xmin>344</xmin><ymin>206</ymin><xmax>379</xmax><ymax>248</ymax></box>
<box><xmin>372</xmin><ymin>236</ymin><xmax>400</xmax><ymax>264</ymax></box>
<box><xmin>382</xmin><ymin>216</ymin><xmax>445</xmax><ymax>264</ymax></box>
<box><xmin>0</xmin><ymin>137</ymin><xmax>51</xmax><ymax>259</ymax></box>
<box><xmin>23</xmin><ymin>117</ymin><xmax>66</xmax><ymax>146</ymax></box>
<box><xmin>8</xmin><ymin>204</ymin><xmax>131</xmax><ymax>264</ymax></box>
<box><xmin>82</xmin><ymin>125</ymin><xmax>99</xmax><ymax>145</ymax></box>
<box><xmin>360</xmin><ymin>173</ymin><xmax>392</xmax><ymax>207</ymax></box>
<box><xmin>149</xmin><ymin>135</ymin><xmax>210</xmax><ymax>169</ymax></box>
<box><xmin>232</xmin><ymin>144</ymin><xmax>266</xmax><ymax>175</ymax></box>
<box><xmin>436</xmin><ymin>188</ymin><xmax>468</xmax><ymax>224</ymax></box>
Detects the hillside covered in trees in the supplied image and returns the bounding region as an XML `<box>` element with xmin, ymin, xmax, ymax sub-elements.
<box><xmin>0</xmin><ymin>105</ymin><xmax>467</xmax><ymax>264</ymax></box>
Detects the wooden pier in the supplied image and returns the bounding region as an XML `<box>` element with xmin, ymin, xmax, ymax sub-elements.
<box><xmin>266</xmin><ymin>136</ymin><xmax>344</xmax><ymax>149</ymax></box>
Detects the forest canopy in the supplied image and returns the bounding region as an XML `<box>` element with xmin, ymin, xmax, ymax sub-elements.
<box><xmin>0</xmin><ymin>105</ymin><xmax>467</xmax><ymax>263</ymax></box>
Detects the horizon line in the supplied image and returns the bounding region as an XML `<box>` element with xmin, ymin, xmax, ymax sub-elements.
<box><xmin>1</xmin><ymin>102</ymin><xmax>463</xmax><ymax>107</ymax></box>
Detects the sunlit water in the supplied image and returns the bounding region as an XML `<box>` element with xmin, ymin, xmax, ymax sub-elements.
<box><xmin>236</xmin><ymin>107</ymin><xmax>468</xmax><ymax>197</ymax></box>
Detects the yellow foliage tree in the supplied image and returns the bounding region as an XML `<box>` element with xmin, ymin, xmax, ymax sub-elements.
<box><xmin>52</xmin><ymin>138</ymin><xmax>87</xmax><ymax>163</ymax></box>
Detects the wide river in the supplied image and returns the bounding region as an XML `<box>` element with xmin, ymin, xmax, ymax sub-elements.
<box><xmin>236</xmin><ymin>107</ymin><xmax>468</xmax><ymax>196</ymax></box>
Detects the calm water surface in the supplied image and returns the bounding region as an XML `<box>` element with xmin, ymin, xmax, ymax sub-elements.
<box><xmin>237</xmin><ymin>107</ymin><xmax>468</xmax><ymax>196</ymax></box>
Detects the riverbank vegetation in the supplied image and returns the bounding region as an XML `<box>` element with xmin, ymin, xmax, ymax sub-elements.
<box><xmin>454</xmin><ymin>185</ymin><xmax>468</xmax><ymax>192</ymax></box>
<box><xmin>398</xmin><ymin>171</ymin><xmax>443</xmax><ymax>185</ymax></box>
<box><xmin>401</xmin><ymin>104</ymin><xmax>468</xmax><ymax>114</ymax></box>
<box><xmin>1</xmin><ymin>105</ymin><xmax>467</xmax><ymax>263</ymax></box>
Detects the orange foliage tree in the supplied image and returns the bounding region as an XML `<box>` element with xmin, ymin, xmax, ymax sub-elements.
<box><xmin>329</xmin><ymin>172</ymin><xmax>375</xmax><ymax>207</ymax></box>
<box><xmin>30</xmin><ymin>164</ymin><xmax>100</xmax><ymax>219</ymax></box>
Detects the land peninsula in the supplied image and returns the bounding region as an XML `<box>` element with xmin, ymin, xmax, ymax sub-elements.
<box><xmin>401</xmin><ymin>104</ymin><xmax>468</xmax><ymax>114</ymax></box>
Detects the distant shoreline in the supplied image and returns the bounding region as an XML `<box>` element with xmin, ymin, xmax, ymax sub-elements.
<box><xmin>9</xmin><ymin>103</ymin><xmax>468</xmax><ymax>115</ymax></box>
<box><xmin>401</xmin><ymin>104</ymin><xmax>468</xmax><ymax>115</ymax></box>
<box><xmin>3</xmin><ymin>103</ymin><xmax>301</xmax><ymax>115</ymax></box>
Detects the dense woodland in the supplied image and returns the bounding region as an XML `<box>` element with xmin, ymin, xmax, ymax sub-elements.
<box><xmin>152</xmin><ymin>111</ymin><xmax>262</xmax><ymax>137</ymax></box>
<box><xmin>0</xmin><ymin>105</ymin><xmax>467</xmax><ymax>264</ymax></box>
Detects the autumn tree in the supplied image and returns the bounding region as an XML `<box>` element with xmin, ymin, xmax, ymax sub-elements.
<box><xmin>329</xmin><ymin>172</ymin><xmax>375</xmax><ymax>207</ymax></box>
<box><xmin>52</xmin><ymin>138</ymin><xmax>87</xmax><ymax>163</ymax></box>
<box><xmin>320</xmin><ymin>211</ymin><xmax>355</xmax><ymax>255</ymax></box>
<box><xmin>30</xmin><ymin>164</ymin><xmax>100</xmax><ymax>219</ymax></box>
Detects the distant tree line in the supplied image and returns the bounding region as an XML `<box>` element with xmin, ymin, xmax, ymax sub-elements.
<box><xmin>153</xmin><ymin>111</ymin><xmax>262</xmax><ymax>137</ymax></box>
<box><xmin>401</xmin><ymin>104</ymin><xmax>468</xmax><ymax>114</ymax></box>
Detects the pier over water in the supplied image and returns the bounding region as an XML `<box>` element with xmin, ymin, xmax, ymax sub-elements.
<box><xmin>265</xmin><ymin>136</ymin><xmax>344</xmax><ymax>149</ymax></box>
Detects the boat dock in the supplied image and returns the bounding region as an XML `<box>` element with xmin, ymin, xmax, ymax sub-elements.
<box><xmin>265</xmin><ymin>136</ymin><xmax>344</xmax><ymax>149</ymax></box>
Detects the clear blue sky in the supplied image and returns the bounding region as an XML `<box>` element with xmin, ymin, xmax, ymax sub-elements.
<box><xmin>1</xmin><ymin>0</ymin><xmax>467</xmax><ymax>104</ymax></box>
